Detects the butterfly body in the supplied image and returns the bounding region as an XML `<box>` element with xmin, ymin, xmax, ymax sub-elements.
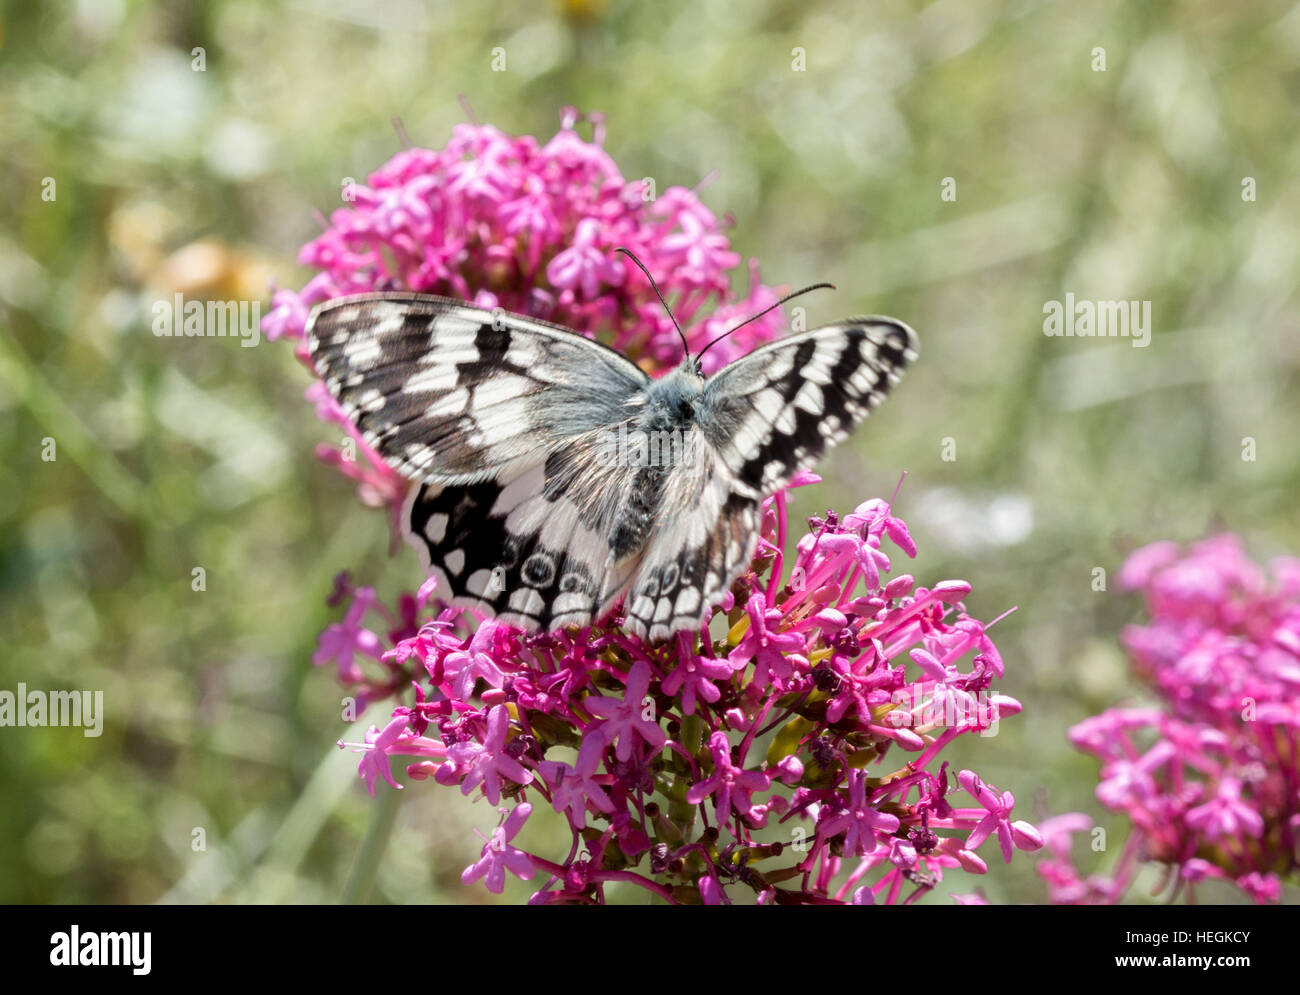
<box><xmin>604</xmin><ymin>362</ymin><xmax>704</xmax><ymax>554</ymax></box>
<box><xmin>306</xmin><ymin>292</ymin><xmax>917</xmax><ymax>642</ymax></box>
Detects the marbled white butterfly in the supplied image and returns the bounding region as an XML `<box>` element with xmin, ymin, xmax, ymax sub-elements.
<box><xmin>306</xmin><ymin>259</ymin><xmax>918</xmax><ymax>643</ymax></box>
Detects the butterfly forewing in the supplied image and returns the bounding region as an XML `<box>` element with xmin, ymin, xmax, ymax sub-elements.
<box><xmin>308</xmin><ymin>294</ymin><xmax>655</xmax><ymax>630</ymax></box>
<box><xmin>306</xmin><ymin>293</ymin><xmax>650</xmax><ymax>485</ymax></box>
<box><xmin>696</xmin><ymin>318</ymin><xmax>920</xmax><ymax>495</ymax></box>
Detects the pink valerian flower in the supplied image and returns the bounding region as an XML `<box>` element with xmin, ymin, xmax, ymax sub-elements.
<box><xmin>815</xmin><ymin>768</ymin><xmax>901</xmax><ymax>856</ymax></box>
<box><xmin>282</xmin><ymin>111</ymin><xmax>1037</xmax><ymax>903</ymax></box>
<box><xmin>341</xmin><ymin>713</ymin><xmax>446</xmax><ymax>796</ymax></box>
<box><xmin>956</xmin><ymin>770</ymin><xmax>1043</xmax><ymax>863</ymax></box>
<box><xmin>729</xmin><ymin>592</ymin><xmax>807</xmax><ymax>690</ymax></box>
<box><xmin>381</xmin><ymin>618</ymin><xmax>456</xmax><ymax>677</ymax></box>
<box><xmin>538</xmin><ymin>735</ymin><xmax>615</xmax><ymax>829</ymax></box>
<box><xmin>1040</xmin><ymin>535</ymin><xmax>1300</xmax><ymax>904</ymax></box>
<box><xmin>313</xmin><ymin>585</ymin><xmax>384</xmax><ymax>683</ymax></box>
<box><xmin>435</xmin><ymin>704</ymin><xmax>533</xmax><ymax>805</ymax></box>
<box><xmin>584</xmin><ymin>661</ymin><xmax>669</xmax><ymax>762</ymax></box>
<box><xmin>463</xmin><ymin>803</ymin><xmax>536</xmax><ymax>894</ymax></box>
<box><xmin>443</xmin><ymin>620</ymin><xmax>510</xmax><ymax>701</ymax></box>
<box><xmin>314</xmin><ymin>480</ymin><xmax>1035</xmax><ymax>904</ymax></box>
<box><xmin>546</xmin><ymin>217</ymin><xmax>625</xmax><ymax>299</ymax></box>
<box><xmin>658</xmin><ymin>206</ymin><xmax>741</xmax><ymax>283</ymax></box>
<box><xmin>1185</xmin><ymin>776</ymin><xmax>1265</xmax><ymax>840</ymax></box>
<box><xmin>661</xmin><ymin>635</ymin><xmax>745</xmax><ymax>715</ymax></box>
<box><xmin>686</xmin><ymin>732</ymin><xmax>772</xmax><ymax>831</ymax></box>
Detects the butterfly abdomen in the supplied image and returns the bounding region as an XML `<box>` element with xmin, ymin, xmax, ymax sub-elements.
<box><xmin>608</xmin><ymin>465</ymin><xmax>664</xmax><ymax>560</ymax></box>
<box><xmin>605</xmin><ymin>367</ymin><xmax>705</xmax><ymax>561</ymax></box>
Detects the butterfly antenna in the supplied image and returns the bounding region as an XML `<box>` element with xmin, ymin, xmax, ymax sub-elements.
<box><xmin>695</xmin><ymin>282</ymin><xmax>836</xmax><ymax>363</ymax></box>
<box><xmin>616</xmin><ymin>247</ymin><xmax>691</xmax><ymax>361</ymax></box>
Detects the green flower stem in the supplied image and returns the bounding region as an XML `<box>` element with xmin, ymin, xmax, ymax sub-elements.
<box><xmin>341</xmin><ymin>782</ymin><xmax>404</xmax><ymax>904</ymax></box>
<box><xmin>667</xmin><ymin>712</ymin><xmax>703</xmax><ymax>832</ymax></box>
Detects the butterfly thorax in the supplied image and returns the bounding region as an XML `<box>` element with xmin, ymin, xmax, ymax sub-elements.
<box><xmin>606</xmin><ymin>362</ymin><xmax>707</xmax><ymax>561</ymax></box>
<box><xmin>642</xmin><ymin>360</ymin><xmax>706</xmax><ymax>420</ymax></box>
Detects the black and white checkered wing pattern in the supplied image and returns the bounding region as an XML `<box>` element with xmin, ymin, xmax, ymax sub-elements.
<box><xmin>306</xmin><ymin>293</ymin><xmax>650</xmax><ymax>485</ymax></box>
<box><xmin>306</xmin><ymin>296</ymin><xmax>918</xmax><ymax>642</ymax></box>
<box><xmin>306</xmin><ymin>293</ymin><xmax>652</xmax><ymax>631</ymax></box>
<box><xmin>695</xmin><ymin>318</ymin><xmax>919</xmax><ymax>494</ymax></box>
<box><xmin>620</xmin><ymin>318</ymin><xmax>919</xmax><ymax>641</ymax></box>
<box><xmin>402</xmin><ymin>441</ymin><xmax>644</xmax><ymax>632</ymax></box>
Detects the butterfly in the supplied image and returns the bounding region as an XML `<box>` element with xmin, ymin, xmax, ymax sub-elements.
<box><xmin>305</xmin><ymin>258</ymin><xmax>917</xmax><ymax>643</ymax></box>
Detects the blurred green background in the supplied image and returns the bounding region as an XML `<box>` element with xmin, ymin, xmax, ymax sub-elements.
<box><xmin>2</xmin><ymin>0</ymin><xmax>1298</xmax><ymax>904</ymax></box>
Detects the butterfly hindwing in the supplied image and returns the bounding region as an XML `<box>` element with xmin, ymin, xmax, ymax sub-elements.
<box><xmin>621</xmin><ymin>444</ymin><xmax>760</xmax><ymax>642</ymax></box>
<box><xmin>403</xmin><ymin>437</ymin><xmax>646</xmax><ymax>631</ymax></box>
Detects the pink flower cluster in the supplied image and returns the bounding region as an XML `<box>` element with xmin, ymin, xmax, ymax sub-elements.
<box><xmin>324</xmin><ymin>481</ymin><xmax>1038</xmax><ymax>904</ymax></box>
<box><xmin>1040</xmin><ymin>535</ymin><xmax>1300</xmax><ymax>904</ymax></box>
<box><xmin>273</xmin><ymin>111</ymin><xmax>1040</xmax><ymax>903</ymax></box>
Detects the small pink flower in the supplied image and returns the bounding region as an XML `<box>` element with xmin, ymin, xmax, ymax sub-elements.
<box><xmin>585</xmin><ymin>661</ymin><xmax>667</xmax><ymax>762</ymax></box>
<box><xmin>435</xmin><ymin>705</ymin><xmax>533</xmax><ymax>804</ymax></box>
<box><xmin>661</xmin><ymin>635</ymin><xmax>745</xmax><ymax>715</ymax></box>
<box><xmin>444</xmin><ymin>620</ymin><xmax>509</xmax><ymax>700</ymax></box>
<box><xmin>313</xmin><ymin>586</ymin><xmax>384</xmax><ymax>683</ymax></box>
<box><xmin>817</xmin><ymin>768</ymin><xmax>901</xmax><ymax>856</ymax></box>
<box><xmin>729</xmin><ymin>592</ymin><xmax>807</xmax><ymax>690</ymax></box>
<box><xmin>1185</xmin><ymin>777</ymin><xmax>1265</xmax><ymax>841</ymax></box>
<box><xmin>686</xmin><ymin>732</ymin><xmax>772</xmax><ymax>832</ymax></box>
<box><xmin>343</xmin><ymin>714</ymin><xmax>447</xmax><ymax>796</ymax></box>
<box><xmin>538</xmin><ymin>735</ymin><xmax>614</xmax><ymax>829</ymax></box>
<box><xmin>660</xmin><ymin>208</ymin><xmax>741</xmax><ymax>280</ymax></box>
<box><xmin>354</xmin><ymin>715</ymin><xmax>409</xmax><ymax>795</ymax></box>
<box><xmin>463</xmin><ymin>803</ymin><xmax>535</xmax><ymax>894</ymax></box>
<box><xmin>959</xmin><ymin>770</ymin><xmax>1042</xmax><ymax>863</ymax></box>
<box><xmin>546</xmin><ymin>218</ymin><xmax>625</xmax><ymax>299</ymax></box>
